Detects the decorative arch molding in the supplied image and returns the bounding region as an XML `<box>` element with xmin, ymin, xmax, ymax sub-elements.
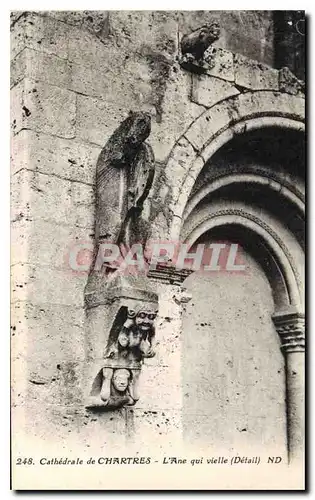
<box><xmin>183</xmin><ymin>172</ymin><xmax>305</xmax><ymax>223</ymax></box>
<box><xmin>160</xmin><ymin>91</ymin><xmax>305</xmax><ymax>241</ymax></box>
<box><xmin>183</xmin><ymin>208</ymin><xmax>303</xmax><ymax>312</ymax></box>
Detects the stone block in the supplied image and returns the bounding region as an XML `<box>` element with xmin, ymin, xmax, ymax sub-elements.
<box><xmin>184</xmin><ymin>101</ymin><xmax>232</xmax><ymax>151</ymax></box>
<box><xmin>67</xmin><ymin>22</ymin><xmax>121</xmax><ymax>70</ymax></box>
<box><xmin>68</xmin><ymin>61</ymin><xmax>114</xmax><ymax>101</ymax></box>
<box><xmin>149</xmin><ymin>68</ymin><xmax>205</xmax><ymax>162</ymax></box>
<box><xmin>11</xmin><ymin>301</ymin><xmax>87</xmax><ymax>408</ymax></box>
<box><xmin>165</xmin><ymin>137</ymin><xmax>196</xmax><ymax>203</ymax></box>
<box><xmin>11</xmin><ymin>79</ymin><xmax>76</xmax><ymax>139</ymax></box>
<box><xmin>10</xmin><ymin>49</ymin><xmax>26</xmax><ymax>89</ymax></box>
<box><xmin>11</xmin><ymin>169</ymin><xmax>94</xmax><ymax>229</ymax></box>
<box><xmin>204</xmin><ymin>47</ymin><xmax>234</xmax><ymax>82</ymax></box>
<box><xmin>108</xmin><ymin>11</ymin><xmax>178</xmax><ymax>57</ymax></box>
<box><xmin>11</xmin><ymin>129</ymin><xmax>100</xmax><ymax>184</ymax></box>
<box><xmin>10</xmin><ymin>12</ymin><xmax>69</xmax><ymax>60</ymax></box>
<box><xmin>40</xmin><ymin>10</ymin><xmax>85</xmax><ymax>27</ymax></box>
<box><xmin>224</xmin><ymin>29</ymin><xmax>274</xmax><ymax>67</ymax></box>
<box><xmin>11</xmin><ymin>262</ymin><xmax>88</xmax><ymax>308</ymax></box>
<box><xmin>11</xmin><ymin>300</ymin><xmax>85</xmax><ymax>343</ymax></box>
<box><xmin>11</xmin><ymin>48</ymin><xmax>70</xmax><ymax>90</ymax></box>
<box><xmin>76</xmin><ymin>94</ymin><xmax>128</xmax><ymax>146</ymax></box>
<box><xmin>236</xmin><ymin>91</ymin><xmax>305</xmax><ymax>123</ymax></box>
<box><xmin>192</xmin><ymin>73</ymin><xmax>239</xmax><ymax>108</ymax></box>
<box><xmin>11</xmin><ymin>217</ymin><xmax>94</xmax><ymax>271</ymax></box>
<box><xmin>136</xmin><ymin>364</ymin><xmax>182</xmax><ymax>410</ymax></box>
<box><xmin>234</xmin><ymin>53</ymin><xmax>279</xmax><ymax>91</ymax></box>
<box><xmin>279</xmin><ymin>67</ymin><xmax>305</xmax><ymax>96</ymax></box>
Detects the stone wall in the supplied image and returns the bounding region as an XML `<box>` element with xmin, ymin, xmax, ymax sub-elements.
<box><xmin>10</xmin><ymin>10</ymin><xmax>304</xmax><ymax>459</ymax></box>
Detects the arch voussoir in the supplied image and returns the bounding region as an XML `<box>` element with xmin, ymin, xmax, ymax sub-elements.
<box><xmin>158</xmin><ymin>90</ymin><xmax>305</xmax><ymax>242</ymax></box>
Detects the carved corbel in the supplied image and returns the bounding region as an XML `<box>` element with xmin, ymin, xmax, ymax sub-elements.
<box><xmin>84</xmin><ymin>111</ymin><xmax>159</xmax><ymax>411</ymax></box>
<box><xmin>86</xmin><ymin>303</ymin><xmax>158</xmax><ymax>410</ymax></box>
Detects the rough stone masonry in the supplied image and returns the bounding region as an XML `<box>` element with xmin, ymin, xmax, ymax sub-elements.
<box><xmin>11</xmin><ymin>10</ymin><xmax>305</xmax><ymax>472</ymax></box>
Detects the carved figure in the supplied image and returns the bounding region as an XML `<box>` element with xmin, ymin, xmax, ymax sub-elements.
<box><xmin>95</xmin><ymin>111</ymin><xmax>155</xmax><ymax>252</ymax></box>
<box><xmin>89</xmin><ymin>367</ymin><xmax>135</xmax><ymax>409</ymax></box>
<box><xmin>106</xmin><ymin>305</ymin><xmax>157</xmax><ymax>362</ymax></box>
<box><xmin>88</xmin><ymin>304</ymin><xmax>158</xmax><ymax>410</ymax></box>
<box><xmin>180</xmin><ymin>22</ymin><xmax>220</xmax><ymax>61</ymax></box>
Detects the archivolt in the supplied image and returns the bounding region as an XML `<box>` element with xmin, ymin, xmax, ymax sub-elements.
<box><xmin>183</xmin><ymin>208</ymin><xmax>303</xmax><ymax>311</ymax></box>
<box><xmin>162</xmin><ymin>91</ymin><xmax>305</xmax><ymax>241</ymax></box>
<box><xmin>183</xmin><ymin>173</ymin><xmax>305</xmax><ymax>223</ymax></box>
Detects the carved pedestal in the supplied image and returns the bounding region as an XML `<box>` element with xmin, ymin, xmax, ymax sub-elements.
<box><xmin>85</xmin><ymin>273</ymin><xmax>158</xmax><ymax>411</ymax></box>
<box><xmin>273</xmin><ymin>310</ymin><xmax>305</xmax><ymax>464</ymax></box>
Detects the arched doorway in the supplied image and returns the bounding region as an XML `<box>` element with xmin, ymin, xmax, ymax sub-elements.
<box><xmin>177</xmin><ymin>126</ymin><xmax>305</xmax><ymax>461</ymax></box>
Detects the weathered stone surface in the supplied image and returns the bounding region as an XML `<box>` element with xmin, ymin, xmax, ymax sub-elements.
<box><xmin>174</xmin><ymin>155</ymin><xmax>205</xmax><ymax>220</ymax></box>
<box><xmin>149</xmin><ymin>69</ymin><xmax>205</xmax><ymax>162</ymax></box>
<box><xmin>184</xmin><ymin>101</ymin><xmax>232</xmax><ymax>151</ymax></box>
<box><xmin>135</xmin><ymin>364</ymin><xmax>181</xmax><ymax>410</ymax></box>
<box><xmin>192</xmin><ymin>73</ymin><xmax>239</xmax><ymax>108</ymax></box>
<box><xmin>131</xmin><ymin>409</ymin><xmax>182</xmax><ymax>452</ymax></box>
<box><xmin>39</xmin><ymin>10</ymin><xmax>87</xmax><ymax>27</ymax></box>
<box><xmin>279</xmin><ymin>67</ymin><xmax>305</xmax><ymax>96</ymax></box>
<box><xmin>179</xmin><ymin>46</ymin><xmax>234</xmax><ymax>82</ymax></box>
<box><xmin>75</xmin><ymin>66</ymin><xmax>205</xmax><ymax>162</ymax></box>
<box><xmin>11</xmin><ymin>217</ymin><xmax>94</xmax><ymax>270</ymax></box>
<box><xmin>76</xmin><ymin>94</ymin><xmax>134</xmax><ymax>146</ymax></box>
<box><xmin>11</xmin><ymin>169</ymin><xmax>94</xmax><ymax>229</ymax></box>
<box><xmin>10</xmin><ymin>11</ymin><xmax>305</xmax><ymax>465</ymax></box>
<box><xmin>10</xmin><ymin>12</ymin><xmax>69</xmax><ymax>60</ymax></box>
<box><xmin>203</xmin><ymin>47</ymin><xmax>234</xmax><ymax>81</ymax></box>
<box><xmin>68</xmin><ymin>61</ymin><xmax>118</xmax><ymax>101</ymax></box>
<box><xmin>10</xmin><ymin>11</ymin><xmax>25</xmax><ymax>27</ymax></box>
<box><xmin>235</xmin><ymin>91</ymin><xmax>305</xmax><ymax>123</ymax></box>
<box><xmin>11</xmin><ymin>79</ymin><xmax>76</xmax><ymax>138</ymax></box>
<box><xmin>11</xmin><ymin>263</ymin><xmax>88</xmax><ymax>307</ymax></box>
<box><xmin>11</xmin><ymin>48</ymin><xmax>70</xmax><ymax>89</ymax></box>
<box><xmin>234</xmin><ymin>53</ymin><xmax>279</xmax><ymax>91</ymax></box>
<box><xmin>164</xmin><ymin>137</ymin><xmax>197</xmax><ymax>204</ymax></box>
<box><xmin>11</xmin><ymin>301</ymin><xmax>86</xmax><ymax>366</ymax></box>
<box><xmin>11</xmin><ymin>129</ymin><xmax>100</xmax><ymax>184</ymax></box>
<box><xmin>10</xmin><ymin>79</ymin><xmax>23</xmax><ymax>136</ymax></box>
<box><xmin>184</xmin><ymin>90</ymin><xmax>305</xmax><ymax>153</ymax></box>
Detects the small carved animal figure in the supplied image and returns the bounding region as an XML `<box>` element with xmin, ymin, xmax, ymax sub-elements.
<box><xmin>181</xmin><ymin>22</ymin><xmax>220</xmax><ymax>60</ymax></box>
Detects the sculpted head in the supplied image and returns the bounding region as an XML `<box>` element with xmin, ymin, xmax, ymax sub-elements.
<box><xmin>135</xmin><ymin>308</ymin><xmax>157</xmax><ymax>333</ymax></box>
<box><xmin>199</xmin><ymin>22</ymin><xmax>220</xmax><ymax>44</ymax></box>
<box><xmin>126</xmin><ymin>111</ymin><xmax>151</xmax><ymax>147</ymax></box>
<box><xmin>112</xmin><ymin>369</ymin><xmax>131</xmax><ymax>393</ymax></box>
<box><xmin>117</xmin><ymin>329</ymin><xmax>129</xmax><ymax>348</ymax></box>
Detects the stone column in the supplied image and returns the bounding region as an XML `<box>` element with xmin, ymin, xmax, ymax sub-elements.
<box><xmin>272</xmin><ymin>310</ymin><xmax>305</xmax><ymax>464</ymax></box>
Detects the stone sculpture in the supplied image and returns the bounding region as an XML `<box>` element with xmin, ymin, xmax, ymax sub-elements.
<box><xmin>180</xmin><ymin>21</ymin><xmax>220</xmax><ymax>61</ymax></box>
<box><xmin>87</xmin><ymin>304</ymin><xmax>158</xmax><ymax>410</ymax></box>
<box><xmin>95</xmin><ymin>110</ymin><xmax>155</xmax><ymax>254</ymax></box>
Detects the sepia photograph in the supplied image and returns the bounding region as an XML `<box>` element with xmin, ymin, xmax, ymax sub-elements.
<box><xmin>10</xmin><ymin>8</ymin><xmax>306</xmax><ymax>490</ymax></box>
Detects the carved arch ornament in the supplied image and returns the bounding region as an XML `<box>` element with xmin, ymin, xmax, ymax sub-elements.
<box><xmin>155</xmin><ymin>91</ymin><xmax>305</xmax><ymax>242</ymax></box>
<box><xmin>182</xmin><ymin>207</ymin><xmax>303</xmax><ymax>310</ymax></box>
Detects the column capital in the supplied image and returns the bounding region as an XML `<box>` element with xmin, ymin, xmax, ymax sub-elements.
<box><xmin>272</xmin><ymin>309</ymin><xmax>305</xmax><ymax>353</ymax></box>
